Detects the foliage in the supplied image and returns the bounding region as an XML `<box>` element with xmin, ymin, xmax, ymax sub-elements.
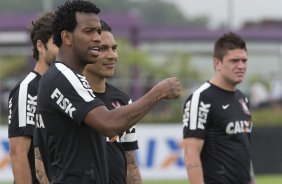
<box><xmin>0</xmin><ymin>57</ymin><xmax>27</xmax><ymax>79</ymax></box>
<box><xmin>252</xmin><ymin>108</ymin><xmax>282</xmax><ymax>126</ymax></box>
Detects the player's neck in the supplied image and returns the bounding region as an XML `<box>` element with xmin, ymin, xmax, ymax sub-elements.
<box><xmin>34</xmin><ymin>59</ymin><xmax>49</xmax><ymax>76</ymax></box>
<box><xmin>86</xmin><ymin>75</ymin><xmax>106</xmax><ymax>93</ymax></box>
<box><xmin>209</xmin><ymin>76</ymin><xmax>236</xmax><ymax>91</ymax></box>
<box><xmin>57</xmin><ymin>49</ymin><xmax>84</xmax><ymax>74</ymax></box>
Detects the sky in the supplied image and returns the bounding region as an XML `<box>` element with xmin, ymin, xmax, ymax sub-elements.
<box><xmin>162</xmin><ymin>0</ymin><xmax>282</xmax><ymax>30</ymax></box>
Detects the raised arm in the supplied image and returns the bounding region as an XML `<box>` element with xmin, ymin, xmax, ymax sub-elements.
<box><xmin>84</xmin><ymin>77</ymin><xmax>181</xmax><ymax>137</ymax></box>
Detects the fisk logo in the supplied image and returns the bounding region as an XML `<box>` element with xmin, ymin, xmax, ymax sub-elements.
<box><xmin>26</xmin><ymin>94</ymin><xmax>37</xmax><ymax>125</ymax></box>
<box><xmin>183</xmin><ymin>100</ymin><xmax>191</xmax><ymax>127</ymax></box>
<box><xmin>77</xmin><ymin>74</ymin><xmax>96</xmax><ymax>98</ymax></box>
<box><xmin>51</xmin><ymin>88</ymin><xmax>76</xmax><ymax>118</ymax></box>
<box><xmin>197</xmin><ymin>101</ymin><xmax>210</xmax><ymax>129</ymax></box>
<box><xmin>8</xmin><ymin>98</ymin><xmax>12</xmax><ymax>125</ymax></box>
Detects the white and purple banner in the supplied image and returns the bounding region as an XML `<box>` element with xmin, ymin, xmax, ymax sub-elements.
<box><xmin>0</xmin><ymin>124</ymin><xmax>187</xmax><ymax>181</ymax></box>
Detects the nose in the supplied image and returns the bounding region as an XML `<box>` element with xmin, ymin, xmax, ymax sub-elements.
<box><xmin>237</xmin><ymin>60</ymin><xmax>246</xmax><ymax>69</ymax></box>
<box><xmin>92</xmin><ymin>31</ymin><xmax>101</xmax><ymax>43</ymax></box>
<box><xmin>107</xmin><ymin>49</ymin><xmax>118</xmax><ymax>60</ymax></box>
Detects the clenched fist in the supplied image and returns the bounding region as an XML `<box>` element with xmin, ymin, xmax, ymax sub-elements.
<box><xmin>152</xmin><ymin>77</ymin><xmax>181</xmax><ymax>99</ymax></box>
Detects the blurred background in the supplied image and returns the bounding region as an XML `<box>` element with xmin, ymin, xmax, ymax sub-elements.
<box><xmin>0</xmin><ymin>0</ymin><xmax>282</xmax><ymax>183</ymax></box>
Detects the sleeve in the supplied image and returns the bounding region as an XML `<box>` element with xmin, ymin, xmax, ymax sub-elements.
<box><xmin>120</xmin><ymin>99</ymin><xmax>138</xmax><ymax>151</ymax></box>
<box><xmin>121</xmin><ymin>125</ymin><xmax>139</xmax><ymax>151</ymax></box>
<box><xmin>8</xmin><ymin>81</ymin><xmax>37</xmax><ymax>138</ymax></box>
<box><xmin>183</xmin><ymin>92</ymin><xmax>211</xmax><ymax>139</ymax></box>
<box><xmin>47</xmin><ymin>71</ymin><xmax>104</xmax><ymax>124</ymax></box>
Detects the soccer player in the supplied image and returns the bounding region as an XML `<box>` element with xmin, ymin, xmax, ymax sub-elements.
<box><xmin>83</xmin><ymin>20</ymin><xmax>142</xmax><ymax>184</ymax></box>
<box><xmin>182</xmin><ymin>32</ymin><xmax>255</xmax><ymax>184</ymax></box>
<box><xmin>37</xmin><ymin>0</ymin><xmax>181</xmax><ymax>183</ymax></box>
<box><xmin>8</xmin><ymin>12</ymin><xmax>57</xmax><ymax>184</ymax></box>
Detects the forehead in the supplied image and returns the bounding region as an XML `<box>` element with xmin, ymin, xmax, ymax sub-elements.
<box><xmin>224</xmin><ymin>49</ymin><xmax>247</xmax><ymax>59</ymax></box>
<box><xmin>100</xmin><ymin>31</ymin><xmax>116</xmax><ymax>44</ymax></box>
<box><xmin>75</xmin><ymin>12</ymin><xmax>101</xmax><ymax>28</ymax></box>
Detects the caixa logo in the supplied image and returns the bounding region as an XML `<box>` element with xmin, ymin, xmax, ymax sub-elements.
<box><xmin>0</xmin><ymin>140</ymin><xmax>10</xmax><ymax>169</ymax></box>
<box><xmin>135</xmin><ymin>138</ymin><xmax>184</xmax><ymax>168</ymax></box>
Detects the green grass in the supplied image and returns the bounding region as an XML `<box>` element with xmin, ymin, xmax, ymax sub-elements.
<box><xmin>142</xmin><ymin>174</ymin><xmax>282</xmax><ymax>184</ymax></box>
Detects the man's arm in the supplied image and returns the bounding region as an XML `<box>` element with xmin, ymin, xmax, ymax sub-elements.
<box><xmin>34</xmin><ymin>147</ymin><xmax>49</xmax><ymax>184</ymax></box>
<box><xmin>183</xmin><ymin>137</ymin><xmax>205</xmax><ymax>184</ymax></box>
<box><xmin>84</xmin><ymin>77</ymin><xmax>181</xmax><ymax>137</ymax></box>
<box><xmin>85</xmin><ymin>77</ymin><xmax>181</xmax><ymax>138</ymax></box>
<box><xmin>125</xmin><ymin>151</ymin><xmax>142</xmax><ymax>184</ymax></box>
<box><xmin>9</xmin><ymin>136</ymin><xmax>32</xmax><ymax>184</ymax></box>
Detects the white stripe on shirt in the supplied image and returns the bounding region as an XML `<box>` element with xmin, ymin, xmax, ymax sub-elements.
<box><xmin>190</xmin><ymin>82</ymin><xmax>210</xmax><ymax>130</ymax></box>
<box><xmin>56</xmin><ymin>63</ymin><xmax>95</xmax><ymax>102</ymax></box>
<box><xmin>18</xmin><ymin>72</ymin><xmax>37</xmax><ymax>127</ymax></box>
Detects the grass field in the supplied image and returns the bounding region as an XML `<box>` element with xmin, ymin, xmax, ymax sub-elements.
<box><xmin>142</xmin><ymin>174</ymin><xmax>282</xmax><ymax>184</ymax></box>
<box><xmin>1</xmin><ymin>174</ymin><xmax>282</xmax><ymax>184</ymax></box>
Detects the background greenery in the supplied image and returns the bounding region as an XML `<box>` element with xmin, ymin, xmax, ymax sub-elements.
<box><xmin>143</xmin><ymin>174</ymin><xmax>282</xmax><ymax>184</ymax></box>
<box><xmin>0</xmin><ymin>0</ymin><xmax>281</xmax><ymax>126</ymax></box>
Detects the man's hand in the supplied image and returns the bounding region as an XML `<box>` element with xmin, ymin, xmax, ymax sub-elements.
<box><xmin>153</xmin><ymin>77</ymin><xmax>181</xmax><ymax>99</ymax></box>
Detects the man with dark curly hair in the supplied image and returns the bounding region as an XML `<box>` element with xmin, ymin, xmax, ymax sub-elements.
<box><xmin>37</xmin><ymin>0</ymin><xmax>181</xmax><ymax>183</ymax></box>
<box><xmin>8</xmin><ymin>12</ymin><xmax>57</xmax><ymax>184</ymax></box>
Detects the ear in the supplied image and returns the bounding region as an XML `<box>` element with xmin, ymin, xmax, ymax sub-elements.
<box><xmin>61</xmin><ymin>30</ymin><xmax>72</xmax><ymax>46</ymax></box>
<box><xmin>36</xmin><ymin>40</ymin><xmax>45</xmax><ymax>54</ymax></box>
<box><xmin>213</xmin><ymin>57</ymin><xmax>221</xmax><ymax>71</ymax></box>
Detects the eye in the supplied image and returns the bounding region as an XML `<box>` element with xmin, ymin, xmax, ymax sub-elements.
<box><xmin>100</xmin><ymin>46</ymin><xmax>107</xmax><ymax>51</ymax></box>
<box><xmin>112</xmin><ymin>45</ymin><xmax>117</xmax><ymax>52</ymax></box>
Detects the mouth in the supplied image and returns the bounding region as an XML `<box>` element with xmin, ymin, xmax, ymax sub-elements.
<box><xmin>89</xmin><ymin>45</ymin><xmax>100</xmax><ymax>57</ymax></box>
<box><xmin>103</xmin><ymin>62</ymin><xmax>116</xmax><ymax>69</ymax></box>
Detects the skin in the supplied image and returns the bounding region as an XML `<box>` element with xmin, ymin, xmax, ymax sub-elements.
<box><xmin>10</xmin><ymin>37</ymin><xmax>58</xmax><ymax>184</ymax></box>
<box><xmin>210</xmin><ymin>49</ymin><xmax>248</xmax><ymax>91</ymax></box>
<box><xmin>34</xmin><ymin>37</ymin><xmax>58</xmax><ymax>184</ymax></box>
<box><xmin>58</xmin><ymin>12</ymin><xmax>102</xmax><ymax>73</ymax></box>
<box><xmin>84</xmin><ymin>30</ymin><xmax>142</xmax><ymax>183</ymax></box>
<box><xmin>184</xmin><ymin>48</ymin><xmax>248</xmax><ymax>184</ymax></box>
<box><xmin>59</xmin><ymin>12</ymin><xmax>181</xmax><ymax>138</ymax></box>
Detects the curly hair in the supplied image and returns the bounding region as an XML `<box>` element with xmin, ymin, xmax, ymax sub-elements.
<box><xmin>52</xmin><ymin>0</ymin><xmax>100</xmax><ymax>47</ymax></box>
<box><xmin>214</xmin><ymin>32</ymin><xmax>247</xmax><ymax>61</ymax></box>
<box><xmin>28</xmin><ymin>12</ymin><xmax>55</xmax><ymax>61</ymax></box>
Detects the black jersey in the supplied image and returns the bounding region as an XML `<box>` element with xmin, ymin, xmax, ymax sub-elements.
<box><xmin>8</xmin><ymin>71</ymin><xmax>40</xmax><ymax>184</ymax></box>
<box><xmin>94</xmin><ymin>83</ymin><xmax>139</xmax><ymax>184</ymax></box>
<box><xmin>37</xmin><ymin>62</ymin><xmax>107</xmax><ymax>184</ymax></box>
<box><xmin>183</xmin><ymin>82</ymin><xmax>253</xmax><ymax>184</ymax></box>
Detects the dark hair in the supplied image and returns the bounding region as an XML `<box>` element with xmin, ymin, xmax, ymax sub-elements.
<box><xmin>100</xmin><ymin>20</ymin><xmax>112</xmax><ymax>32</ymax></box>
<box><xmin>28</xmin><ymin>12</ymin><xmax>55</xmax><ymax>61</ymax></box>
<box><xmin>214</xmin><ymin>32</ymin><xmax>247</xmax><ymax>61</ymax></box>
<box><xmin>52</xmin><ymin>0</ymin><xmax>100</xmax><ymax>47</ymax></box>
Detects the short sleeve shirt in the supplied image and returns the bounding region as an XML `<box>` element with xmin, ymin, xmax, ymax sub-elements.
<box><xmin>37</xmin><ymin>62</ymin><xmax>107</xmax><ymax>184</ymax></box>
<box><xmin>8</xmin><ymin>71</ymin><xmax>40</xmax><ymax>184</ymax></box>
<box><xmin>94</xmin><ymin>83</ymin><xmax>138</xmax><ymax>184</ymax></box>
<box><xmin>183</xmin><ymin>82</ymin><xmax>252</xmax><ymax>184</ymax></box>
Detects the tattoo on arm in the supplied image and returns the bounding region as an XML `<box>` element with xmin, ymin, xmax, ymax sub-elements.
<box><xmin>34</xmin><ymin>147</ymin><xmax>50</xmax><ymax>184</ymax></box>
<box><xmin>126</xmin><ymin>151</ymin><xmax>142</xmax><ymax>184</ymax></box>
<box><xmin>126</xmin><ymin>100</ymin><xmax>158</xmax><ymax>125</ymax></box>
